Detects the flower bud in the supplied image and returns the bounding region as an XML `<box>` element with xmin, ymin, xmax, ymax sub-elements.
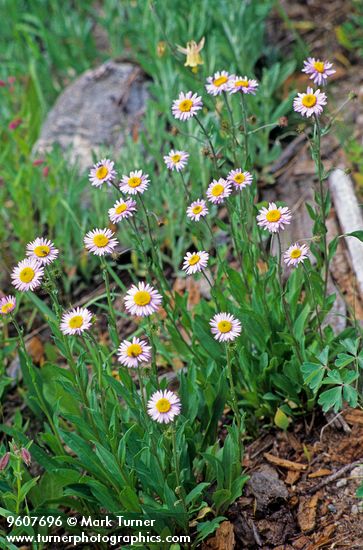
<box><xmin>8</xmin><ymin>117</ymin><xmax>22</xmax><ymax>130</ymax></box>
<box><xmin>0</xmin><ymin>452</ymin><xmax>10</xmax><ymax>470</ymax></box>
<box><xmin>21</xmin><ymin>448</ymin><xmax>31</xmax><ymax>466</ymax></box>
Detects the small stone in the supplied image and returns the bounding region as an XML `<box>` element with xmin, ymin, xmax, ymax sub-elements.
<box><xmin>327</xmin><ymin>503</ymin><xmax>337</xmax><ymax>513</ymax></box>
<box><xmin>350</xmin><ymin>466</ymin><xmax>363</xmax><ymax>479</ymax></box>
<box><xmin>246</xmin><ymin>466</ymin><xmax>288</xmax><ymax>512</ymax></box>
<box><xmin>336</xmin><ymin>478</ymin><xmax>347</xmax><ymax>488</ymax></box>
<box><xmin>351</xmin><ymin>505</ymin><xmax>359</xmax><ymax>515</ymax></box>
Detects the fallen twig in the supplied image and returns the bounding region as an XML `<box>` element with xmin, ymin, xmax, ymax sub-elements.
<box><xmin>304</xmin><ymin>459</ymin><xmax>363</xmax><ymax>495</ymax></box>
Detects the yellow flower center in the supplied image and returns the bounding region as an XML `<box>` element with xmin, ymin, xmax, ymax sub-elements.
<box><xmin>179</xmin><ymin>99</ymin><xmax>193</xmax><ymax>112</ymax></box>
<box><xmin>19</xmin><ymin>267</ymin><xmax>35</xmax><ymax>283</ymax></box>
<box><xmin>266</xmin><ymin>209</ymin><xmax>281</xmax><ymax>223</ymax></box>
<box><xmin>127</xmin><ymin>343</ymin><xmax>142</xmax><ymax>357</ymax></box>
<box><xmin>34</xmin><ymin>245</ymin><xmax>50</xmax><ymax>257</ymax></box>
<box><xmin>188</xmin><ymin>254</ymin><xmax>200</xmax><ymax>266</ymax></box>
<box><xmin>213</xmin><ymin>75</ymin><xmax>228</xmax><ymax>87</ymax></box>
<box><xmin>313</xmin><ymin>61</ymin><xmax>325</xmax><ymax>73</ymax></box>
<box><xmin>211</xmin><ymin>183</ymin><xmax>224</xmax><ymax>197</ymax></box>
<box><xmin>93</xmin><ymin>234</ymin><xmax>109</xmax><ymax>247</ymax></box>
<box><xmin>1</xmin><ymin>302</ymin><xmax>14</xmax><ymax>314</ymax></box>
<box><xmin>96</xmin><ymin>165</ymin><xmax>109</xmax><ymax>179</ymax></box>
<box><xmin>115</xmin><ymin>203</ymin><xmax>127</xmax><ymax>214</ymax></box>
<box><xmin>217</xmin><ymin>320</ymin><xmax>232</xmax><ymax>333</ymax></box>
<box><xmin>128</xmin><ymin>176</ymin><xmax>142</xmax><ymax>188</ymax></box>
<box><xmin>69</xmin><ymin>315</ymin><xmax>84</xmax><ymax>329</ymax></box>
<box><xmin>302</xmin><ymin>94</ymin><xmax>317</xmax><ymax>108</ymax></box>
<box><xmin>155</xmin><ymin>398</ymin><xmax>171</xmax><ymax>413</ymax></box>
<box><xmin>235</xmin><ymin>79</ymin><xmax>249</xmax><ymax>87</ymax></box>
<box><xmin>234</xmin><ymin>173</ymin><xmax>245</xmax><ymax>184</ymax></box>
<box><xmin>290</xmin><ymin>248</ymin><xmax>302</xmax><ymax>259</ymax></box>
<box><xmin>192</xmin><ymin>205</ymin><xmax>203</xmax><ymax>214</ymax></box>
<box><xmin>134</xmin><ymin>290</ymin><xmax>151</xmax><ymax>306</ymax></box>
<box><xmin>171</xmin><ymin>154</ymin><xmax>181</xmax><ymax>163</ymax></box>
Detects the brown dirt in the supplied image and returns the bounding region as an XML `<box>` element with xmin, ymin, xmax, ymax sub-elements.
<box><xmin>220</xmin><ymin>408</ymin><xmax>363</xmax><ymax>549</ymax></box>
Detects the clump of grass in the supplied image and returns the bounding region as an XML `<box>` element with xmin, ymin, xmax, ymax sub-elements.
<box><xmin>1</xmin><ymin>1</ymin><xmax>362</xmax><ymax>544</ymax></box>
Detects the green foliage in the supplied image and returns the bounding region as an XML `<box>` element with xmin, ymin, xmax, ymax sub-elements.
<box><xmin>1</xmin><ymin>0</ymin><xmax>363</xmax><ymax>547</ymax></box>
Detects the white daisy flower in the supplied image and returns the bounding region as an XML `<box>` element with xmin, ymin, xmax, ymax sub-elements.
<box><xmin>172</xmin><ymin>91</ymin><xmax>203</xmax><ymax>121</ymax></box>
<box><xmin>284</xmin><ymin>243</ymin><xmax>309</xmax><ymax>267</ymax></box>
<box><xmin>26</xmin><ymin>237</ymin><xmax>59</xmax><ymax>265</ymax></box>
<box><xmin>0</xmin><ymin>295</ymin><xmax>16</xmax><ymax>315</ymax></box>
<box><xmin>119</xmin><ymin>170</ymin><xmax>150</xmax><ymax>195</ymax></box>
<box><xmin>147</xmin><ymin>389</ymin><xmax>181</xmax><ymax>424</ymax></box>
<box><xmin>226</xmin><ymin>169</ymin><xmax>253</xmax><ymax>190</ymax></box>
<box><xmin>164</xmin><ymin>149</ymin><xmax>189</xmax><ymax>172</ymax></box>
<box><xmin>117</xmin><ymin>336</ymin><xmax>151</xmax><ymax>368</ymax></box>
<box><xmin>186</xmin><ymin>199</ymin><xmax>209</xmax><ymax>221</ymax></box>
<box><xmin>124</xmin><ymin>282</ymin><xmax>162</xmax><ymax>317</ymax></box>
<box><xmin>256</xmin><ymin>202</ymin><xmax>292</xmax><ymax>233</ymax></box>
<box><xmin>302</xmin><ymin>58</ymin><xmax>335</xmax><ymax>86</ymax></box>
<box><xmin>60</xmin><ymin>307</ymin><xmax>92</xmax><ymax>336</ymax></box>
<box><xmin>182</xmin><ymin>250</ymin><xmax>209</xmax><ymax>275</ymax></box>
<box><xmin>11</xmin><ymin>258</ymin><xmax>44</xmax><ymax>292</ymax></box>
<box><xmin>89</xmin><ymin>158</ymin><xmax>116</xmax><ymax>188</ymax></box>
<box><xmin>293</xmin><ymin>86</ymin><xmax>327</xmax><ymax>118</ymax></box>
<box><xmin>227</xmin><ymin>75</ymin><xmax>259</xmax><ymax>95</ymax></box>
<box><xmin>206</xmin><ymin>178</ymin><xmax>232</xmax><ymax>204</ymax></box>
<box><xmin>108</xmin><ymin>198</ymin><xmax>137</xmax><ymax>223</ymax></box>
<box><xmin>84</xmin><ymin>228</ymin><xmax>118</xmax><ymax>256</ymax></box>
<box><xmin>210</xmin><ymin>312</ymin><xmax>242</xmax><ymax>343</ymax></box>
<box><xmin>205</xmin><ymin>70</ymin><xmax>230</xmax><ymax>96</ymax></box>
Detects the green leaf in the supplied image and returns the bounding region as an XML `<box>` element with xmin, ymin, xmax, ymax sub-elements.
<box><xmin>195</xmin><ymin>517</ymin><xmax>226</xmax><ymax>543</ymax></box>
<box><xmin>335</xmin><ymin>353</ymin><xmax>355</xmax><ymax>368</ymax></box>
<box><xmin>274</xmin><ymin>408</ymin><xmax>290</xmax><ymax>430</ymax></box>
<box><xmin>343</xmin><ymin>385</ymin><xmax>358</xmax><ymax>408</ymax></box>
<box><xmin>301</xmin><ymin>362</ymin><xmax>326</xmax><ymax>393</ymax></box>
<box><xmin>346</xmin><ymin>230</ymin><xmax>363</xmax><ymax>242</ymax></box>
<box><xmin>318</xmin><ymin>387</ymin><xmax>343</xmax><ymax>412</ymax></box>
<box><xmin>356</xmin><ymin>483</ymin><xmax>363</xmax><ymax>499</ymax></box>
<box><xmin>185</xmin><ymin>483</ymin><xmax>210</xmax><ymax>506</ymax></box>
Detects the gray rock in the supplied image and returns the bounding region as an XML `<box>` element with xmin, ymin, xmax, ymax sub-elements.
<box><xmin>34</xmin><ymin>60</ymin><xmax>149</xmax><ymax>171</ymax></box>
<box><xmin>246</xmin><ymin>465</ymin><xmax>288</xmax><ymax>512</ymax></box>
<box><xmin>336</xmin><ymin>478</ymin><xmax>347</xmax><ymax>488</ymax></box>
<box><xmin>350</xmin><ymin>466</ymin><xmax>363</xmax><ymax>480</ymax></box>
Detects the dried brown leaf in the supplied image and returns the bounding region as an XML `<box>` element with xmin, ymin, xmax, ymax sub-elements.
<box><xmin>264</xmin><ymin>453</ymin><xmax>307</xmax><ymax>471</ymax></box>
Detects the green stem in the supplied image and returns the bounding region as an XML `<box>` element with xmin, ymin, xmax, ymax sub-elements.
<box><xmin>239</xmin><ymin>93</ymin><xmax>249</xmax><ymax>163</ymax></box>
<box><xmin>276</xmin><ymin>235</ymin><xmax>304</xmax><ymax>364</ymax></box>
<box><xmin>63</xmin><ymin>335</ymin><xmax>101</xmax><ymax>440</ymax></box>
<box><xmin>203</xmin><ymin>217</ymin><xmax>230</xmax><ymax>282</ymax></box>
<box><xmin>227</xmin><ymin>201</ymin><xmax>249</xmax><ymax>290</ymax></box>
<box><xmin>15</xmin><ymin>455</ymin><xmax>22</xmax><ymax>514</ymax></box>
<box><xmin>302</xmin><ymin>263</ymin><xmax>324</xmax><ymax>346</ymax></box>
<box><xmin>147</xmin><ymin>318</ymin><xmax>159</xmax><ymax>388</ymax></box>
<box><xmin>313</xmin><ymin>114</ymin><xmax>329</xmax><ymax>300</ymax></box>
<box><xmin>226</xmin><ymin>344</ymin><xmax>243</xmax><ymax>460</ymax></box>
<box><xmin>101</xmin><ymin>257</ymin><xmax>118</xmax><ymax>341</ymax></box>
<box><xmin>172</xmin><ymin>427</ymin><xmax>188</xmax><ymax>515</ymax></box>
<box><xmin>222</xmin><ymin>91</ymin><xmax>238</xmax><ymax>163</ymax></box>
<box><xmin>180</xmin><ymin>171</ymin><xmax>191</xmax><ymax>201</ymax></box>
<box><xmin>137</xmin><ymin>365</ymin><xmax>147</xmax><ymax>411</ymax></box>
<box><xmin>11</xmin><ymin>316</ymin><xmax>64</xmax><ymax>454</ymax></box>
<box><xmin>195</xmin><ymin>115</ymin><xmax>217</xmax><ymax>171</ymax></box>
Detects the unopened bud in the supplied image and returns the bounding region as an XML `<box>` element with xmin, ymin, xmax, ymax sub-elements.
<box><xmin>0</xmin><ymin>453</ymin><xmax>10</xmax><ymax>470</ymax></box>
<box><xmin>8</xmin><ymin>117</ymin><xmax>22</xmax><ymax>130</ymax></box>
<box><xmin>21</xmin><ymin>448</ymin><xmax>31</xmax><ymax>467</ymax></box>
<box><xmin>279</xmin><ymin>116</ymin><xmax>288</xmax><ymax>127</ymax></box>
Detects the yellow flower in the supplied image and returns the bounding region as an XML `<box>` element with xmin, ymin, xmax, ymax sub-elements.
<box><xmin>177</xmin><ymin>37</ymin><xmax>205</xmax><ymax>70</ymax></box>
